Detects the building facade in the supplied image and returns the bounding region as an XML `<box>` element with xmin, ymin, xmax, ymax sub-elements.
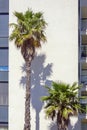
<box><xmin>9</xmin><ymin>0</ymin><xmax>87</xmax><ymax>130</ymax></box>
<box><xmin>0</xmin><ymin>0</ymin><xmax>9</xmax><ymax>130</ymax></box>
<box><xmin>79</xmin><ymin>0</ymin><xmax>87</xmax><ymax>129</ymax></box>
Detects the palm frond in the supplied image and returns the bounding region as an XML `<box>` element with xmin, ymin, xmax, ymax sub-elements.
<box><xmin>62</xmin><ymin>108</ymin><xmax>73</xmax><ymax>119</ymax></box>
<box><xmin>10</xmin><ymin>8</ymin><xmax>47</xmax><ymax>50</ymax></box>
<box><xmin>41</xmin><ymin>96</ymin><xmax>51</xmax><ymax>101</ymax></box>
<box><xmin>14</xmin><ymin>11</ymin><xmax>25</xmax><ymax>21</ymax></box>
<box><xmin>45</xmin><ymin>106</ymin><xmax>57</xmax><ymax>119</ymax></box>
<box><xmin>41</xmin><ymin>81</ymin><xmax>85</xmax><ymax>130</ymax></box>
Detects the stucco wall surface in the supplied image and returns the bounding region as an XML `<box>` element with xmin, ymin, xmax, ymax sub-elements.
<box><xmin>9</xmin><ymin>0</ymin><xmax>79</xmax><ymax>130</ymax></box>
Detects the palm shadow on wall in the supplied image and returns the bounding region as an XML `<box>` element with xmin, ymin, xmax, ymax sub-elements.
<box><xmin>20</xmin><ymin>54</ymin><xmax>53</xmax><ymax>130</ymax></box>
<box><xmin>49</xmin><ymin>117</ymin><xmax>80</xmax><ymax>130</ymax></box>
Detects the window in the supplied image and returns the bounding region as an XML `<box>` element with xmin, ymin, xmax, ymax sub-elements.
<box><xmin>81</xmin><ymin>91</ymin><xmax>87</xmax><ymax>96</ymax></box>
<box><xmin>81</xmin><ymin>104</ymin><xmax>87</xmax><ymax>114</ymax></box>
<box><xmin>0</xmin><ymin>66</ymin><xmax>8</xmax><ymax>82</ymax></box>
<box><xmin>0</xmin><ymin>15</ymin><xmax>8</xmax><ymax>37</ymax></box>
<box><xmin>81</xmin><ymin>69</ymin><xmax>87</xmax><ymax>76</ymax></box>
<box><xmin>81</xmin><ymin>19</ymin><xmax>87</xmax><ymax>32</ymax></box>
<box><xmin>0</xmin><ymin>66</ymin><xmax>8</xmax><ymax>123</ymax></box>
<box><xmin>81</xmin><ymin>91</ymin><xmax>87</xmax><ymax>114</ymax></box>
<box><xmin>0</xmin><ymin>0</ymin><xmax>8</xmax><ymax>128</ymax></box>
<box><xmin>0</xmin><ymin>38</ymin><xmax>8</xmax><ymax>48</ymax></box>
<box><xmin>81</xmin><ymin>45</ymin><xmax>87</xmax><ymax>57</ymax></box>
<box><xmin>0</xmin><ymin>50</ymin><xmax>8</xmax><ymax>66</ymax></box>
<box><xmin>0</xmin><ymin>106</ymin><xmax>8</xmax><ymax>123</ymax></box>
<box><xmin>81</xmin><ymin>119</ymin><xmax>87</xmax><ymax>130</ymax></box>
<box><xmin>0</xmin><ymin>72</ymin><xmax>8</xmax><ymax>82</ymax></box>
<box><xmin>0</xmin><ymin>127</ymin><xmax>8</xmax><ymax>130</ymax></box>
<box><xmin>0</xmin><ymin>83</ymin><xmax>8</xmax><ymax>105</ymax></box>
<box><xmin>81</xmin><ymin>63</ymin><xmax>87</xmax><ymax>83</ymax></box>
<box><xmin>0</xmin><ymin>0</ymin><xmax>9</xmax><ymax>13</ymax></box>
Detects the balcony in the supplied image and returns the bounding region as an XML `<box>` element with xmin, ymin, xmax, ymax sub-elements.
<box><xmin>81</xmin><ymin>45</ymin><xmax>87</xmax><ymax>62</ymax></box>
<box><xmin>81</xmin><ymin>45</ymin><xmax>87</xmax><ymax>63</ymax></box>
<box><xmin>81</xmin><ymin>60</ymin><xmax>87</xmax><ymax>84</ymax></box>
<box><xmin>81</xmin><ymin>45</ymin><xmax>87</xmax><ymax>56</ymax></box>
<box><xmin>81</xmin><ymin>19</ymin><xmax>87</xmax><ymax>34</ymax></box>
<box><xmin>80</xmin><ymin>98</ymin><xmax>87</xmax><ymax>104</ymax></box>
<box><xmin>81</xmin><ymin>69</ymin><xmax>87</xmax><ymax>84</ymax></box>
<box><xmin>81</xmin><ymin>75</ymin><xmax>87</xmax><ymax>84</ymax></box>
<box><xmin>82</xmin><ymin>35</ymin><xmax>87</xmax><ymax>44</ymax></box>
<box><xmin>0</xmin><ymin>66</ymin><xmax>8</xmax><ymax>82</ymax></box>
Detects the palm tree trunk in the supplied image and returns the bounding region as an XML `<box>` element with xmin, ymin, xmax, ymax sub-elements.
<box><xmin>24</xmin><ymin>60</ymin><xmax>31</xmax><ymax>130</ymax></box>
<box><xmin>58</xmin><ymin>124</ymin><xmax>68</xmax><ymax>130</ymax></box>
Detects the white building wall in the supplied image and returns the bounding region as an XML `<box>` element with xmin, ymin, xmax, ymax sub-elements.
<box><xmin>9</xmin><ymin>0</ymin><xmax>79</xmax><ymax>130</ymax></box>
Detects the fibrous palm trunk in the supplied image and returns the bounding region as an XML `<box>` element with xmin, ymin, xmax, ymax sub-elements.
<box><xmin>22</xmin><ymin>40</ymin><xmax>35</xmax><ymax>130</ymax></box>
<box><xmin>24</xmin><ymin>60</ymin><xmax>31</xmax><ymax>130</ymax></box>
<box><xmin>57</xmin><ymin>113</ymin><xmax>68</xmax><ymax>130</ymax></box>
<box><xmin>58</xmin><ymin>125</ymin><xmax>68</xmax><ymax>130</ymax></box>
<box><xmin>24</xmin><ymin>61</ymin><xmax>31</xmax><ymax>130</ymax></box>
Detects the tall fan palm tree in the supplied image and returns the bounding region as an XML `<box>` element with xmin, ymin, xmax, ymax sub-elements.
<box><xmin>41</xmin><ymin>82</ymin><xmax>82</xmax><ymax>130</ymax></box>
<box><xmin>10</xmin><ymin>9</ymin><xmax>47</xmax><ymax>130</ymax></box>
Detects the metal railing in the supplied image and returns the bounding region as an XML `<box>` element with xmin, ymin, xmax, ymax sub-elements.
<box><xmin>81</xmin><ymin>75</ymin><xmax>87</xmax><ymax>83</ymax></box>
<box><xmin>81</xmin><ymin>45</ymin><xmax>87</xmax><ymax>57</ymax></box>
<box><xmin>81</xmin><ymin>19</ymin><xmax>87</xmax><ymax>32</ymax></box>
<box><xmin>0</xmin><ymin>67</ymin><xmax>8</xmax><ymax>82</ymax></box>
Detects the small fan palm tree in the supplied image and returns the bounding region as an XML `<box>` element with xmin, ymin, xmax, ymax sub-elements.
<box><xmin>10</xmin><ymin>9</ymin><xmax>47</xmax><ymax>130</ymax></box>
<box><xmin>41</xmin><ymin>81</ymin><xmax>82</xmax><ymax>130</ymax></box>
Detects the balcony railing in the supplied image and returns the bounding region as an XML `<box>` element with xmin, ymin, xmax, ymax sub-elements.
<box><xmin>81</xmin><ymin>75</ymin><xmax>87</xmax><ymax>84</ymax></box>
<box><xmin>0</xmin><ymin>66</ymin><xmax>8</xmax><ymax>82</ymax></box>
<box><xmin>81</xmin><ymin>19</ymin><xmax>87</xmax><ymax>32</ymax></box>
<box><xmin>81</xmin><ymin>70</ymin><xmax>87</xmax><ymax>76</ymax></box>
<box><xmin>81</xmin><ymin>45</ymin><xmax>87</xmax><ymax>57</ymax></box>
<box><xmin>80</xmin><ymin>104</ymin><xmax>87</xmax><ymax>114</ymax></box>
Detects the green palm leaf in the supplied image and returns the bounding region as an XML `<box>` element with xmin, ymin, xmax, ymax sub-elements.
<box><xmin>41</xmin><ymin>81</ymin><xmax>83</xmax><ymax>130</ymax></box>
<box><xmin>10</xmin><ymin>8</ymin><xmax>47</xmax><ymax>50</ymax></box>
<box><xmin>10</xmin><ymin>9</ymin><xmax>47</xmax><ymax>130</ymax></box>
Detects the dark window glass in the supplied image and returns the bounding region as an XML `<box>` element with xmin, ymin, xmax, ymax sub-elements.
<box><xmin>81</xmin><ymin>104</ymin><xmax>87</xmax><ymax>114</ymax></box>
<box><xmin>81</xmin><ymin>119</ymin><xmax>87</xmax><ymax>130</ymax></box>
<box><xmin>81</xmin><ymin>45</ymin><xmax>87</xmax><ymax>57</ymax></box>
<box><xmin>81</xmin><ymin>91</ymin><xmax>87</xmax><ymax>96</ymax></box>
